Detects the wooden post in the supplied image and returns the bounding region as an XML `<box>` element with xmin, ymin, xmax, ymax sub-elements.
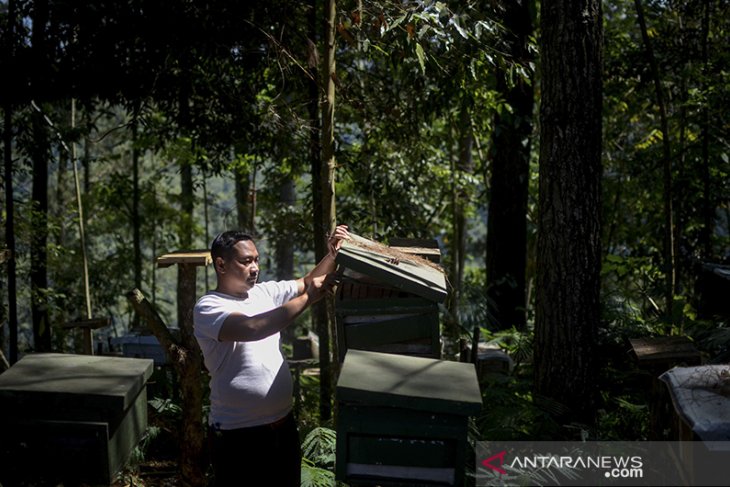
<box><xmin>154</xmin><ymin>250</ymin><xmax>211</xmax><ymax>487</ymax></box>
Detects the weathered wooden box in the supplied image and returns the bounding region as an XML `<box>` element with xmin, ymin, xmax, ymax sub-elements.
<box><xmin>0</xmin><ymin>353</ymin><xmax>154</xmax><ymax>486</ymax></box>
<box><xmin>335</xmin><ymin>238</ymin><xmax>447</xmax><ymax>361</ymax></box>
<box><xmin>336</xmin><ymin>350</ymin><xmax>482</xmax><ymax>486</ymax></box>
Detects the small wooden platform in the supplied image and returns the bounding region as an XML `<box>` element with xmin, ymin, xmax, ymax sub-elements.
<box><xmin>629</xmin><ymin>336</ymin><xmax>701</xmax><ymax>367</ymax></box>
<box><xmin>156</xmin><ymin>250</ymin><xmax>211</xmax><ymax>268</ymax></box>
<box><xmin>62</xmin><ymin>317</ymin><xmax>111</xmax><ymax>355</ymax></box>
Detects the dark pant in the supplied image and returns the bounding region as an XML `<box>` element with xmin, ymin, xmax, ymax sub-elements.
<box><xmin>209</xmin><ymin>412</ymin><xmax>301</xmax><ymax>487</ymax></box>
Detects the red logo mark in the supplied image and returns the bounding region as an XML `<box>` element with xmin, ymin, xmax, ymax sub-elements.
<box><xmin>482</xmin><ymin>450</ymin><xmax>507</xmax><ymax>475</ymax></box>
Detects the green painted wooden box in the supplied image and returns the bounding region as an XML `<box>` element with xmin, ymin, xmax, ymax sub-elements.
<box><xmin>336</xmin><ymin>350</ymin><xmax>482</xmax><ymax>486</ymax></box>
<box><xmin>0</xmin><ymin>353</ymin><xmax>154</xmax><ymax>486</ymax></box>
<box><xmin>335</xmin><ymin>240</ymin><xmax>447</xmax><ymax>361</ymax></box>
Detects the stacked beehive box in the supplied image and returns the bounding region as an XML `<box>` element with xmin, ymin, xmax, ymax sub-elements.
<box><xmin>334</xmin><ymin>236</ymin><xmax>482</xmax><ymax>486</ymax></box>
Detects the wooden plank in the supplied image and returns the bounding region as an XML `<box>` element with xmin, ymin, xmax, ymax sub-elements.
<box><xmin>629</xmin><ymin>336</ymin><xmax>701</xmax><ymax>365</ymax></box>
<box><xmin>156</xmin><ymin>250</ymin><xmax>211</xmax><ymax>268</ymax></box>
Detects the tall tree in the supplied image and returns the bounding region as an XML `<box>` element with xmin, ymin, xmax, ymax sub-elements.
<box><xmin>486</xmin><ymin>0</ymin><xmax>534</xmax><ymax>331</ymax></box>
<box><xmin>311</xmin><ymin>0</ymin><xmax>338</xmax><ymax>421</ymax></box>
<box><xmin>451</xmin><ymin>101</ymin><xmax>475</xmax><ymax>359</ymax></box>
<box><xmin>534</xmin><ymin>0</ymin><xmax>603</xmax><ymax>426</ymax></box>
<box><xmin>30</xmin><ymin>0</ymin><xmax>52</xmax><ymax>352</ymax></box>
<box><xmin>634</xmin><ymin>0</ymin><xmax>675</xmax><ymax>318</ymax></box>
<box><xmin>3</xmin><ymin>0</ymin><xmax>19</xmax><ymax>364</ymax></box>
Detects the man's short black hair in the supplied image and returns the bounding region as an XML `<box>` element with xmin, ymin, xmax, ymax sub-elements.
<box><xmin>211</xmin><ymin>231</ymin><xmax>254</xmax><ymax>262</ymax></box>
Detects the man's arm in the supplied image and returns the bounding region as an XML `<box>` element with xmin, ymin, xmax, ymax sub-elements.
<box><xmin>218</xmin><ymin>274</ymin><xmax>336</xmax><ymax>342</ymax></box>
<box><xmin>296</xmin><ymin>224</ymin><xmax>350</xmax><ymax>294</ymax></box>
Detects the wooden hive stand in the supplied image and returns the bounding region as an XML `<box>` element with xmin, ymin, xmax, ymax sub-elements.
<box><xmin>629</xmin><ymin>336</ymin><xmax>702</xmax><ymax>440</ymax></box>
<box><xmin>61</xmin><ymin>317</ymin><xmax>111</xmax><ymax>355</ymax></box>
<box><xmin>152</xmin><ymin>249</ymin><xmax>211</xmax><ymax>486</ymax></box>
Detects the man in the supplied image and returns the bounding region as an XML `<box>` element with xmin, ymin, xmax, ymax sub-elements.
<box><xmin>193</xmin><ymin>225</ymin><xmax>350</xmax><ymax>486</ymax></box>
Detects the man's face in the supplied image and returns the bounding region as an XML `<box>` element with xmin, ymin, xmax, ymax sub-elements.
<box><xmin>217</xmin><ymin>240</ymin><xmax>260</xmax><ymax>296</ymax></box>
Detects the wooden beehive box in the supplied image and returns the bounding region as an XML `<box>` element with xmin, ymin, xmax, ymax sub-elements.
<box><xmin>0</xmin><ymin>353</ymin><xmax>154</xmax><ymax>486</ymax></box>
<box><xmin>334</xmin><ymin>237</ymin><xmax>447</xmax><ymax>361</ymax></box>
<box><xmin>336</xmin><ymin>350</ymin><xmax>482</xmax><ymax>486</ymax></box>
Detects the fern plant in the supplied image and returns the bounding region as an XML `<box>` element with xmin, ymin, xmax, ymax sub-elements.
<box><xmin>300</xmin><ymin>426</ymin><xmax>346</xmax><ymax>487</ymax></box>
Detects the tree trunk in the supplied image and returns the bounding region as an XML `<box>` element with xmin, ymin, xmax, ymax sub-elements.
<box><xmin>174</xmin><ymin>62</ymin><xmax>205</xmax><ymax>487</ymax></box>
<box><xmin>634</xmin><ymin>0</ymin><xmax>675</xmax><ymax>319</ymax></box>
<box><xmin>486</xmin><ymin>0</ymin><xmax>534</xmax><ymax>332</ymax></box>
<box><xmin>453</xmin><ymin>104</ymin><xmax>474</xmax><ymax>361</ymax></box>
<box><xmin>3</xmin><ymin>0</ymin><xmax>18</xmax><ymax>364</ymax></box>
<box><xmin>132</xmin><ymin>106</ymin><xmax>142</xmax><ymax>291</ymax></box>
<box><xmin>699</xmin><ymin>0</ymin><xmax>713</xmax><ymax>259</ymax></box>
<box><xmin>30</xmin><ymin>0</ymin><xmax>51</xmax><ymax>353</ymax></box>
<box><xmin>127</xmin><ymin>287</ymin><xmax>204</xmax><ymax>486</ymax></box>
<box><xmin>234</xmin><ymin>158</ymin><xmax>252</xmax><ymax>232</ymax></box>
<box><xmin>534</xmin><ymin>0</ymin><xmax>603</xmax><ymax>427</ymax></box>
<box><xmin>277</xmin><ymin>177</ymin><xmax>297</xmax><ymax>344</ymax></box>
<box><xmin>177</xmin><ymin>264</ymin><xmax>205</xmax><ymax>487</ymax></box>
<box><xmin>276</xmin><ymin>177</ymin><xmax>296</xmax><ymax>281</ymax></box>
<box><xmin>31</xmin><ymin>107</ymin><xmax>51</xmax><ymax>352</ymax></box>
<box><xmin>310</xmin><ymin>0</ymin><xmax>337</xmax><ymax>421</ymax></box>
<box><xmin>3</xmin><ymin>107</ymin><xmax>17</xmax><ymax>363</ymax></box>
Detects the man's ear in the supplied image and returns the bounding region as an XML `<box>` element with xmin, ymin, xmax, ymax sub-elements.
<box><xmin>214</xmin><ymin>256</ymin><xmax>226</xmax><ymax>273</ymax></box>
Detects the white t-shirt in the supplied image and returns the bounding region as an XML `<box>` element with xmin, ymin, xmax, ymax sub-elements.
<box><xmin>193</xmin><ymin>280</ymin><xmax>300</xmax><ymax>430</ymax></box>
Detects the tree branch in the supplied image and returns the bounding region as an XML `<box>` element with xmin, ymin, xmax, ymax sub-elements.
<box><xmin>126</xmin><ymin>288</ymin><xmax>187</xmax><ymax>366</ymax></box>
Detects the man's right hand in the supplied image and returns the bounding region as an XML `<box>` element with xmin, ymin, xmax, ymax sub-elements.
<box><xmin>306</xmin><ymin>273</ymin><xmax>339</xmax><ymax>304</ymax></box>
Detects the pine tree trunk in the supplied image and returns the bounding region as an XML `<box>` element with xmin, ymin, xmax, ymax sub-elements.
<box><xmin>486</xmin><ymin>0</ymin><xmax>534</xmax><ymax>331</ymax></box>
<box><xmin>534</xmin><ymin>0</ymin><xmax>603</xmax><ymax>427</ymax></box>
<box><xmin>4</xmin><ymin>0</ymin><xmax>18</xmax><ymax>364</ymax></box>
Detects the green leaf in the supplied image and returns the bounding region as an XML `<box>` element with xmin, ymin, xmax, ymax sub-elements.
<box><xmin>449</xmin><ymin>16</ymin><xmax>468</xmax><ymax>40</ymax></box>
<box><xmin>416</xmin><ymin>43</ymin><xmax>426</xmax><ymax>75</ymax></box>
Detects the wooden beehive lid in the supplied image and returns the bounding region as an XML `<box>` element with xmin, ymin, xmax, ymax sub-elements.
<box><xmin>0</xmin><ymin>353</ymin><xmax>154</xmax><ymax>418</ymax></box>
<box><xmin>336</xmin><ymin>239</ymin><xmax>447</xmax><ymax>303</ymax></box>
<box><xmin>337</xmin><ymin>350</ymin><xmax>482</xmax><ymax>416</ymax></box>
<box><xmin>156</xmin><ymin>250</ymin><xmax>212</xmax><ymax>268</ymax></box>
<box><xmin>629</xmin><ymin>336</ymin><xmax>701</xmax><ymax>365</ymax></box>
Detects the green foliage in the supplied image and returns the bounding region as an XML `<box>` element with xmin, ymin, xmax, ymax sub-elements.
<box><xmin>300</xmin><ymin>427</ymin><xmax>346</xmax><ymax>487</ymax></box>
<box><xmin>301</xmin><ymin>427</ymin><xmax>336</xmax><ymax>468</ymax></box>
